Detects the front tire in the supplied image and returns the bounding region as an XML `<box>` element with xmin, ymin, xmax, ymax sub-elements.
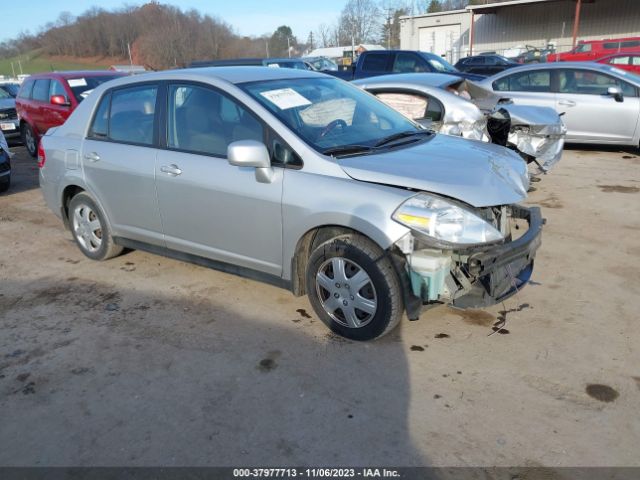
<box><xmin>21</xmin><ymin>123</ymin><xmax>37</xmax><ymax>158</ymax></box>
<box><xmin>68</xmin><ymin>192</ymin><xmax>123</xmax><ymax>261</ymax></box>
<box><xmin>306</xmin><ymin>234</ymin><xmax>404</xmax><ymax>341</ymax></box>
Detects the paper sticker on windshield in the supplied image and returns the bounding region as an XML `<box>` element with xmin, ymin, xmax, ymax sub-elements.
<box><xmin>68</xmin><ymin>78</ymin><xmax>87</xmax><ymax>87</ymax></box>
<box><xmin>260</xmin><ymin>88</ymin><xmax>311</xmax><ymax>110</ymax></box>
<box><xmin>267</xmin><ymin>63</ymin><xmax>280</xmax><ymax>68</ymax></box>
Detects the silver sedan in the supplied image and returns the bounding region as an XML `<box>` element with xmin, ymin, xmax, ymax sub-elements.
<box><xmin>475</xmin><ymin>62</ymin><xmax>640</xmax><ymax>146</ymax></box>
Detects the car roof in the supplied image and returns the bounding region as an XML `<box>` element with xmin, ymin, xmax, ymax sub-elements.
<box><xmin>353</xmin><ymin>72</ymin><xmax>462</xmax><ymax>89</ymax></box>
<box><xmin>105</xmin><ymin>66</ymin><xmax>324</xmax><ymax>86</ymax></box>
<box><xmin>25</xmin><ymin>70</ymin><xmax>126</xmax><ymax>80</ymax></box>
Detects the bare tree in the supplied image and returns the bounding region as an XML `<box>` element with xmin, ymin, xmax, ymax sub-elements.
<box><xmin>339</xmin><ymin>0</ymin><xmax>381</xmax><ymax>45</ymax></box>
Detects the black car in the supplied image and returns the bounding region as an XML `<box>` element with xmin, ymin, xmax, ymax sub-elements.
<box><xmin>454</xmin><ymin>54</ymin><xmax>519</xmax><ymax>76</ymax></box>
<box><xmin>0</xmin><ymin>139</ymin><xmax>10</xmax><ymax>193</ymax></box>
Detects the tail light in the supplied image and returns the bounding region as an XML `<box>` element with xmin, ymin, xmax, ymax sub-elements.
<box><xmin>37</xmin><ymin>142</ymin><xmax>46</xmax><ymax>168</ymax></box>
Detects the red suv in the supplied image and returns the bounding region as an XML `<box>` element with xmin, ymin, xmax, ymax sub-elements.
<box><xmin>546</xmin><ymin>37</ymin><xmax>640</xmax><ymax>62</ymax></box>
<box><xmin>16</xmin><ymin>71</ymin><xmax>124</xmax><ymax>157</ymax></box>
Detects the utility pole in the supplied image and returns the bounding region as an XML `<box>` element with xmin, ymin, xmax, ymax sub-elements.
<box><xmin>127</xmin><ymin>42</ymin><xmax>133</xmax><ymax>67</ymax></box>
<box><xmin>287</xmin><ymin>36</ymin><xmax>291</xmax><ymax>58</ymax></box>
<box><xmin>571</xmin><ymin>0</ymin><xmax>582</xmax><ymax>49</ymax></box>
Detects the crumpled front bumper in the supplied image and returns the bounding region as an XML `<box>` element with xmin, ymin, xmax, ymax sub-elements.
<box><xmin>451</xmin><ymin>205</ymin><xmax>543</xmax><ymax>308</ymax></box>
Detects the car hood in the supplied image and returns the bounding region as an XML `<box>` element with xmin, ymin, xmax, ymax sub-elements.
<box><xmin>0</xmin><ymin>98</ymin><xmax>15</xmax><ymax>110</ymax></box>
<box><xmin>338</xmin><ymin>134</ymin><xmax>529</xmax><ymax>208</ymax></box>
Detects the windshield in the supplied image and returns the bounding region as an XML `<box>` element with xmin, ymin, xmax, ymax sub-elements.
<box><xmin>0</xmin><ymin>84</ymin><xmax>18</xmax><ymax>97</ymax></box>
<box><xmin>240</xmin><ymin>77</ymin><xmax>422</xmax><ymax>153</ymax></box>
<box><xmin>68</xmin><ymin>75</ymin><xmax>121</xmax><ymax>102</ymax></box>
<box><xmin>424</xmin><ymin>54</ymin><xmax>459</xmax><ymax>73</ymax></box>
<box><xmin>0</xmin><ymin>88</ymin><xmax>11</xmax><ymax>99</ymax></box>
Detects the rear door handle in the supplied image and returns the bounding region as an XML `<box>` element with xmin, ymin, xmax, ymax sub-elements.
<box><xmin>558</xmin><ymin>100</ymin><xmax>576</xmax><ymax>107</ymax></box>
<box><xmin>84</xmin><ymin>152</ymin><xmax>100</xmax><ymax>162</ymax></box>
<box><xmin>160</xmin><ymin>164</ymin><xmax>182</xmax><ymax>176</ymax></box>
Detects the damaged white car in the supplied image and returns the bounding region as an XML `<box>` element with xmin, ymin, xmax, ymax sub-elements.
<box><xmin>354</xmin><ymin>73</ymin><xmax>567</xmax><ymax>173</ymax></box>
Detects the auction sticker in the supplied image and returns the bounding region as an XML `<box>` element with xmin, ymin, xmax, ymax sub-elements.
<box><xmin>260</xmin><ymin>88</ymin><xmax>311</xmax><ymax>110</ymax></box>
<box><xmin>68</xmin><ymin>78</ymin><xmax>88</xmax><ymax>87</ymax></box>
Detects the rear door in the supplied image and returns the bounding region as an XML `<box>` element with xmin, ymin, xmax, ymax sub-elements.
<box><xmin>356</xmin><ymin>53</ymin><xmax>392</xmax><ymax>79</ymax></box>
<box><xmin>555</xmin><ymin>68</ymin><xmax>639</xmax><ymax>143</ymax></box>
<box><xmin>155</xmin><ymin>82</ymin><xmax>284</xmax><ymax>275</ymax></box>
<box><xmin>81</xmin><ymin>83</ymin><xmax>164</xmax><ymax>244</ymax></box>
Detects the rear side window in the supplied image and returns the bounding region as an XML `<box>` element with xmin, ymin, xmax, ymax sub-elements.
<box><xmin>493</xmin><ymin>70</ymin><xmax>551</xmax><ymax>92</ymax></box>
<box><xmin>632</xmin><ymin>56</ymin><xmax>640</xmax><ymax>66</ymax></box>
<box><xmin>603</xmin><ymin>42</ymin><xmax>620</xmax><ymax>50</ymax></box>
<box><xmin>468</xmin><ymin>57</ymin><xmax>485</xmax><ymax>65</ymax></box>
<box><xmin>32</xmin><ymin>79</ymin><xmax>51</xmax><ymax>102</ymax></box>
<box><xmin>17</xmin><ymin>80</ymin><xmax>34</xmax><ymax>99</ymax></box>
<box><xmin>362</xmin><ymin>54</ymin><xmax>388</xmax><ymax>72</ymax></box>
<box><xmin>88</xmin><ymin>85</ymin><xmax>157</xmax><ymax>145</ymax></box>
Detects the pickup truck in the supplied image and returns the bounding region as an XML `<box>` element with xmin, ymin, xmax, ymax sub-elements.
<box><xmin>327</xmin><ymin>50</ymin><xmax>486</xmax><ymax>82</ymax></box>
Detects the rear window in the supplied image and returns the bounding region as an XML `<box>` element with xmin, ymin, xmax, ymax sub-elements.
<box><xmin>362</xmin><ymin>54</ymin><xmax>388</xmax><ymax>72</ymax></box>
<box><xmin>32</xmin><ymin>79</ymin><xmax>51</xmax><ymax>102</ymax></box>
<box><xmin>67</xmin><ymin>76</ymin><xmax>122</xmax><ymax>103</ymax></box>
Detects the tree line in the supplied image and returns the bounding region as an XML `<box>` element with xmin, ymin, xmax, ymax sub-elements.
<box><xmin>0</xmin><ymin>0</ymin><xmax>508</xmax><ymax>70</ymax></box>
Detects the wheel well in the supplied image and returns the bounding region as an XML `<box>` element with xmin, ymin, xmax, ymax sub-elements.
<box><xmin>61</xmin><ymin>185</ymin><xmax>85</xmax><ymax>228</ymax></box>
<box><xmin>291</xmin><ymin>225</ymin><xmax>369</xmax><ymax>297</ymax></box>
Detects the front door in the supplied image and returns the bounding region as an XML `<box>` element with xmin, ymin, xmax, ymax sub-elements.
<box><xmin>155</xmin><ymin>83</ymin><xmax>283</xmax><ymax>276</ymax></box>
<box><xmin>555</xmin><ymin>68</ymin><xmax>640</xmax><ymax>143</ymax></box>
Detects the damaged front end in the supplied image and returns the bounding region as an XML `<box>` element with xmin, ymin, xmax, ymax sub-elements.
<box><xmin>393</xmin><ymin>199</ymin><xmax>543</xmax><ymax>319</ymax></box>
<box><xmin>487</xmin><ymin>105</ymin><xmax>566</xmax><ymax>172</ymax></box>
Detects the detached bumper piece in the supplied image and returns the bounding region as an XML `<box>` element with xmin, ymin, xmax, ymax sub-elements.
<box><xmin>451</xmin><ymin>205</ymin><xmax>543</xmax><ymax>308</ymax></box>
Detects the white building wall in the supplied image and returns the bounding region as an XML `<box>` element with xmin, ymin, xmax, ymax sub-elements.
<box><xmin>400</xmin><ymin>0</ymin><xmax>640</xmax><ymax>60</ymax></box>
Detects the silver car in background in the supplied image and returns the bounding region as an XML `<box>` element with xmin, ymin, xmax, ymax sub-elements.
<box><xmin>39</xmin><ymin>67</ymin><xmax>541</xmax><ymax>341</ymax></box>
<box><xmin>476</xmin><ymin>62</ymin><xmax>640</xmax><ymax>146</ymax></box>
<box><xmin>354</xmin><ymin>73</ymin><xmax>566</xmax><ymax>172</ymax></box>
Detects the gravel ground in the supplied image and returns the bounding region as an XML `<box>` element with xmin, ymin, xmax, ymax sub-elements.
<box><xmin>0</xmin><ymin>144</ymin><xmax>639</xmax><ymax>467</ymax></box>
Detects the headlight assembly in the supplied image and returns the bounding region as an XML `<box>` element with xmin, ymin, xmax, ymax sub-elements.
<box><xmin>392</xmin><ymin>193</ymin><xmax>504</xmax><ymax>246</ymax></box>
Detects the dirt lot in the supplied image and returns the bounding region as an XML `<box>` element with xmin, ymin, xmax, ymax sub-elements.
<box><xmin>0</xmin><ymin>144</ymin><xmax>639</xmax><ymax>467</ymax></box>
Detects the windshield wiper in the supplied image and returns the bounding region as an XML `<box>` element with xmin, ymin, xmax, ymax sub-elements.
<box><xmin>374</xmin><ymin>129</ymin><xmax>433</xmax><ymax>147</ymax></box>
<box><xmin>322</xmin><ymin>144</ymin><xmax>375</xmax><ymax>156</ymax></box>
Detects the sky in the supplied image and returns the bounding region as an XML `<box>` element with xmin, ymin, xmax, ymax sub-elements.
<box><xmin>1</xmin><ymin>0</ymin><xmax>346</xmax><ymax>43</ymax></box>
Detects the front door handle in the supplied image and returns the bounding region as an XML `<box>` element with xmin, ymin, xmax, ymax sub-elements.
<box><xmin>160</xmin><ymin>164</ymin><xmax>182</xmax><ymax>176</ymax></box>
<box><xmin>558</xmin><ymin>99</ymin><xmax>576</xmax><ymax>107</ymax></box>
<box><xmin>84</xmin><ymin>152</ymin><xmax>100</xmax><ymax>162</ymax></box>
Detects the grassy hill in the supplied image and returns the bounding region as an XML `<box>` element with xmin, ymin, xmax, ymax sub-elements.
<box><xmin>0</xmin><ymin>50</ymin><xmax>116</xmax><ymax>78</ymax></box>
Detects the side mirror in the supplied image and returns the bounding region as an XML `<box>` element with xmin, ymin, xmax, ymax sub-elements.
<box><xmin>606</xmin><ymin>86</ymin><xmax>623</xmax><ymax>102</ymax></box>
<box><xmin>227</xmin><ymin>140</ymin><xmax>274</xmax><ymax>183</ymax></box>
<box><xmin>50</xmin><ymin>95</ymin><xmax>70</xmax><ymax>107</ymax></box>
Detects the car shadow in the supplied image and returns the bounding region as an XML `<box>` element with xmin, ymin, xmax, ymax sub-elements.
<box><xmin>0</xmin><ymin>276</ymin><xmax>428</xmax><ymax>467</ymax></box>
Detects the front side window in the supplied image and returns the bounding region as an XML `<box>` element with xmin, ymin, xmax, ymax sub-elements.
<box><xmin>393</xmin><ymin>53</ymin><xmax>427</xmax><ymax>73</ymax></box>
<box><xmin>574</xmin><ymin>43</ymin><xmax>593</xmax><ymax>53</ymax></box>
<box><xmin>423</xmin><ymin>54</ymin><xmax>458</xmax><ymax>73</ymax></box>
<box><xmin>32</xmin><ymin>79</ymin><xmax>51</xmax><ymax>102</ymax></box>
<box><xmin>167</xmin><ymin>84</ymin><xmax>264</xmax><ymax>157</ymax></box>
<box><xmin>89</xmin><ymin>92</ymin><xmax>111</xmax><ymax>138</ymax></box>
<box><xmin>240</xmin><ymin>77</ymin><xmax>422</xmax><ymax>153</ymax></box>
<box><xmin>493</xmin><ymin>70</ymin><xmax>551</xmax><ymax>92</ymax></box>
<box><xmin>558</xmin><ymin>69</ymin><xmax>637</xmax><ymax>97</ymax></box>
<box><xmin>108</xmin><ymin>85</ymin><xmax>158</xmax><ymax>145</ymax></box>
<box><xmin>49</xmin><ymin>80</ymin><xmax>67</xmax><ymax>100</ymax></box>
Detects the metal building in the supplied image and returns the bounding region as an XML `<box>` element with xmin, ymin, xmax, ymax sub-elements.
<box><xmin>399</xmin><ymin>0</ymin><xmax>640</xmax><ymax>63</ymax></box>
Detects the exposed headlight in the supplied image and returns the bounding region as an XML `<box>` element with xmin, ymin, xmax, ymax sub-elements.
<box><xmin>392</xmin><ymin>193</ymin><xmax>504</xmax><ymax>246</ymax></box>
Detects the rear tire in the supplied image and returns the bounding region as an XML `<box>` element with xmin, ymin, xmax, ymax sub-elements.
<box><xmin>0</xmin><ymin>174</ymin><xmax>9</xmax><ymax>193</ymax></box>
<box><xmin>68</xmin><ymin>192</ymin><xmax>123</xmax><ymax>261</ymax></box>
<box><xmin>306</xmin><ymin>233</ymin><xmax>404</xmax><ymax>341</ymax></box>
<box><xmin>21</xmin><ymin>123</ymin><xmax>37</xmax><ymax>158</ymax></box>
